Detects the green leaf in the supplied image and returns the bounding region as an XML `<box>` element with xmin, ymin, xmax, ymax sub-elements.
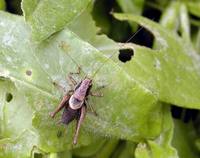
<box><xmin>179</xmin><ymin>3</ymin><xmax>190</xmax><ymax>42</ymax></box>
<box><xmin>159</xmin><ymin>1</ymin><xmax>180</xmax><ymax>33</ymax></box>
<box><xmin>195</xmin><ymin>29</ymin><xmax>200</xmax><ymax>53</ymax></box>
<box><xmin>0</xmin><ymin>0</ymin><xmax>5</xmax><ymax>10</ymax></box>
<box><xmin>113</xmin><ymin>13</ymin><xmax>200</xmax><ymax>109</ymax></box>
<box><xmin>0</xmin><ymin>80</ymin><xmax>38</xmax><ymax>158</ymax></box>
<box><xmin>117</xmin><ymin>142</ymin><xmax>136</xmax><ymax>158</ymax></box>
<box><xmin>94</xmin><ymin>139</ymin><xmax>119</xmax><ymax>158</ymax></box>
<box><xmin>72</xmin><ymin>138</ymin><xmax>106</xmax><ymax>157</ymax></box>
<box><xmin>91</xmin><ymin>0</ymin><xmax>111</xmax><ymax>35</ymax></box>
<box><xmin>116</xmin><ymin>0</ymin><xmax>144</xmax><ymax>32</ymax></box>
<box><xmin>68</xmin><ymin>8</ymin><xmax>118</xmax><ymax>56</ymax></box>
<box><xmin>0</xmin><ymin>11</ymin><xmax>164</xmax><ymax>156</ymax></box>
<box><xmin>172</xmin><ymin>120</ymin><xmax>199</xmax><ymax>158</ymax></box>
<box><xmin>135</xmin><ymin>105</ymin><xmax>178</xmax><ymax>158</ymax></box>
<box><xmin>21</xmin><ymin>0</ymin><xmax>92</xmax><ymax>42</ymax></box>
<box><xmin>186</xmin><ymin>1</ymin><xmax>200</xmax><ymax>18</ymax></box>
<box><xmin>160</xmin><ymin>2</ymin><xmax>191</xmax><ymax>43</ymax></box>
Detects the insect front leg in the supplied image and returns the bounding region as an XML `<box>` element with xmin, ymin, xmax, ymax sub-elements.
<box><xmin>73</xmin><ymin>106</ymin><xmax>86</xmax><ymax>145</ymax></box>
<box><xmin>52</xmin><ymin>81</ymin><xmax>67</xmax><ymax>93</ymax></box>
<box><xmin>67</xmin><ymin>74</ymin><xmax>77</xmax><ymax>88</ymax></box>
<box><xmin>49</xmin><ymin>93</ymin><xmax>71</xmax><ymax>118</ymax></box>
<box><xmin>70</xmin><ymin>66</ymin><xmax>81</xmax><ymax>75</ymax></box>
<box><xmin>89</xmin><ymin>92</ymin><xmax>103</xmax><ymax>97</ymax></box>
<box><xmin>89</xmin><ymin>85</ymin><xmax>105</xmax><ymax>97</ymax></box>
<box><xmin>67</xmin><ymin>66</ymin><xmax>81</xmax><ymax>87</ymax></box>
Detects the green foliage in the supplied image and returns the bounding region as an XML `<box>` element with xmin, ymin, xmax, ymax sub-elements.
<box><xmin>0</xmin><ymin>0</ymin><xmax>5</xmax><ymax>10</ymax></box>
<box><xmin>0</xmin><ymin>0</ymin><xmax>200</xmax><ymax>157</ymax></box>
<box><xmin>21</xmin><ymin>0</ymin><xmax>92</xmax><ymax>42</ymax></box>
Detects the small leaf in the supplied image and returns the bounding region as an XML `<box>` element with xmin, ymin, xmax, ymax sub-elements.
<box><xmin>159</xmin><ymin>1</ymin><xmax>180</xmax><ymax>32</ymax></box>
<box><xmin>186</xmin><ymin>1</ymin><xmax>200</xmax><ymax>18</ymax></box>
<box><xmin>21</xmin><ymin>0</ymin><xmax>92</xmax><ymax>42</ymax></box>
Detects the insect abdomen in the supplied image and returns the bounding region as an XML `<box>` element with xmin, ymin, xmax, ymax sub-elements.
<box><xmin>61</xmin><ymin>106</ymin><xmax>80</xmax><ymax>124</ymax></box>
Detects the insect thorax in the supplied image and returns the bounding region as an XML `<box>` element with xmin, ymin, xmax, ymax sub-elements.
<box><xmin>73</xmin><ymin>78</ymin><xmax>92</xmax><ymax>101</ymax></box>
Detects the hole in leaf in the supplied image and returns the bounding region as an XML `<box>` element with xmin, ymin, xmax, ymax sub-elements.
<box><xmin>5</xmin><ymin>0</ymin><xmax>23</xmax><ymax>15</ymax></box>
<box><xmin>6</xmin><ymin>92</ymin><xmax>13</xmax><ymax>102</ymax></box>
<box><xmin>129</xmin><ymin>26</ymin><xmax>155</xmax><ymax>48</ymax></box>
<box><xmin>118</xmin><ymin>49</ymin><xmax>134</xmax><ymax>63</ymax></box>
<box><xmin>26</xmin><ymin>70</ymin><xmax>32</xmax><ymax>76</ymax></box>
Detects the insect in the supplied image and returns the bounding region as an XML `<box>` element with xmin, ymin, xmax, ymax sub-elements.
<box><xmin>49</xmin><ymin>67</ymin><xmax>102</xmax><ymax>145</ymax></box>
<box><xmin>49</xmin><ymin>26</ymin><xmax>144</xmax><ymax>145</ymax></box>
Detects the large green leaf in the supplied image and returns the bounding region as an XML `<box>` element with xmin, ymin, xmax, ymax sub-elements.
<box><xmin>113</xmin><ymin>13</ymin><xmax>200</xmax><ymax>109</ymax></box>
<box><xmin>135</xmin><ymin>106</ymin><xmax>178</xmax><ymax>158</ymax></box>
<box><xmin>0</xmin><ymin>11</ymin><xmax>164</xmax><ymax>156</ymax></box>
<box><xmin>21</xmin><ymin>0</ymin><xmax>92</xmax><ymax>42</ymax></box>
<box><xmin>70</xmin><ymin>10</ymin><xmax>200</xmax><ymax>110</ymax></box>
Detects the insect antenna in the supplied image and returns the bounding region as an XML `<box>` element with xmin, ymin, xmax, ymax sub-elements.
<box><xmin>91</xmin><ymin>26</ymin><xmax>144</xmax><ymax>79</ymax></box>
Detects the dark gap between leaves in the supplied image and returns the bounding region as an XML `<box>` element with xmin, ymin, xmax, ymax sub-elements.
<box><xmin>33</xmin><ymin>153</ymin><xmax>43</xmax><ymax>158</ymax></box>
<box><xmin>110</xmin><ymin>140</ymin><xmax>126</xmax><ymax>158</ymax></box>
<box><xmin>171</xmin><ymin>105</ymin><xmax>200</xmax><ymax>136</ymax></box>
<box><xmin>5</xmin><ymin>92</ymin><xmax>13</xmax><ymax>102</ymax></box>
<box><xmin>171</xmin><ymin>106</ymin><xmax>183</xmax><ymax>119</ymax></box>
<box><xmin>57</xmin><ymin>130</ymin><xmax>63</xmax><ymax>138</ymax></box>
<box><xmin>177</xmin><ymin>30</ymin><xmax>182</xmax><ymax>37</ymax></box>
<box><xmin>190</xmin><ymin>14</ymin><xmax>200</xmax><ymax>22</ymax></box>
<box><xmin>92</xmin><ymin>0</ymin><xmax>156</xmax><ymax>49</ymax></box>
<box><xmin>5</xmin><ymin>0</ymin><xmax>23</xmax><ymax>15</ymax></box>
<box><xmin>171</xmin><ymin>105</ymin><xmax>199</xmax><ymax>123</ymax></box>
<box><xmin>118</xmin><ymin>49</ymin><xmax>134</xmax><ymax>63</ymax></box>
<box><xmin>127</xmin><ymin>26</ymin><xmax>155</xmax><ymax>48</ymax></box>
<box><xmin>142</xmin><ymin>2</ymin><xmax>162</xmax><ymax>22</ymax></box>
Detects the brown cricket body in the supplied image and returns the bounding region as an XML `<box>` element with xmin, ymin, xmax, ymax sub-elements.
<box><xmin>50</xmin><ymin>76</ymin><xmax>100</xmax><ymax>145</ymax></box>
<box><xmin>69</xmin><ymin>78</ymin><xmax>92</xmax><ymax>109</ymax></box>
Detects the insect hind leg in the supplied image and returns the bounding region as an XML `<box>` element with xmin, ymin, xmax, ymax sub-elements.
<box><xmin>49</xmin><ymin>94</ymin><xmax>70</xmax><ymax>118</ymax></box>
<box><xmin>73</xmin><ymin>106</ymin><xmax>86</xmax><ymax>145</ymax></box>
